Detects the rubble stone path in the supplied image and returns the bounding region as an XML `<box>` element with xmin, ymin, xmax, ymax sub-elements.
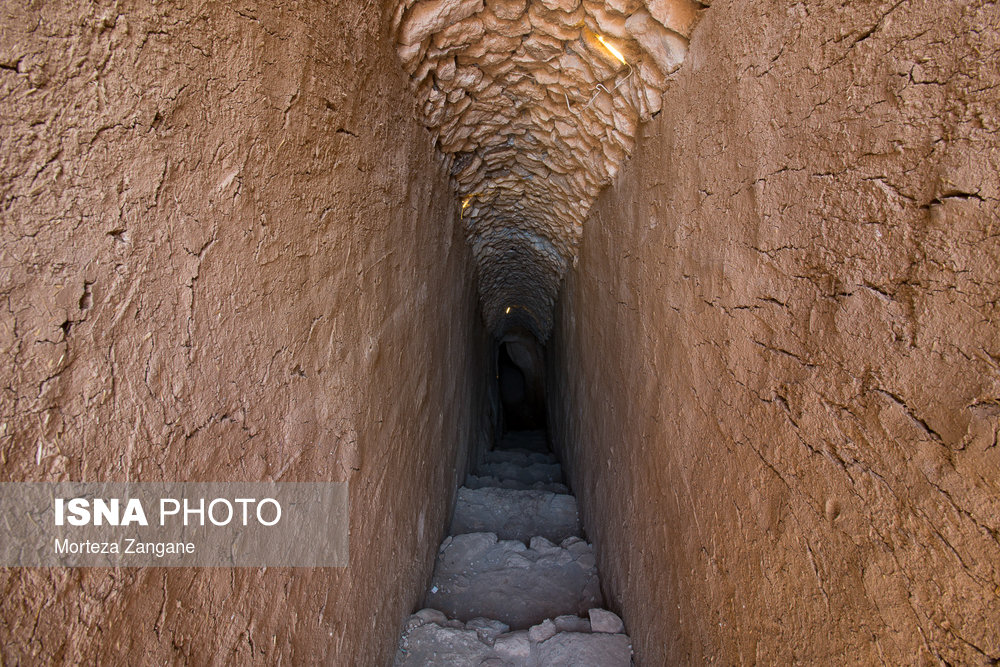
<box><xmin>394</xmin><ymin>430</ymin><xmax>632</xmax><ymax>665</ymax></box>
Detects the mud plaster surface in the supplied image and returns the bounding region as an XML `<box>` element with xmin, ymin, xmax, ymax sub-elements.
<box><xmin>0</xmin><ymin>1</ymin><xmax>489</xmax><ymax>663</ymax></box>
<box><xmin>551</xmin><ymin>0</ymin><xmax>1000</xmax><ymax>663</ymax></box>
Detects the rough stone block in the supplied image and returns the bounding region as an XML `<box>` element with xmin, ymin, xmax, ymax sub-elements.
<box><xmin>399</xmin><ymin>0</ymin><xmax>486</xmax><ymax>45</ymax></box>
<box><xmin>588</xmin><ymin>608</ymin><xmax>626</xmax><ymax>633</ymax></box>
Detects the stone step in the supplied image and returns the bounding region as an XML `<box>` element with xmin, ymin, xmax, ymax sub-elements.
<box><xmin>424</xmin><ymin>533</ymin><xmax>602</xmax><ymax>630</ymax></box>
<box><xmin>484</xmin><ymin>449</ymin><xmax>557</xmax><ymax>466</ymax></box>
<box><xmin>465</xmin><ymin>474</ymin><xmax>569</xmax><ymax>494</ymax></box>
<box><xmin>476</xmin><ymin>460</ymin><xmax>563</xmax><ymax>485</ymax></box>
<box><xmin>394</xmin><ymin>608</ymin><xmax>631</xmax><ymax>667</ymax></box>
<box><xmin>495</xmin><ymin>430</ymin><xmax>550</xmax><ymax>454</ymax></box>
<box><xmin>450</xmin><ymin>486</ymin><xmax>581</xmax><ymax>543</ymax></box>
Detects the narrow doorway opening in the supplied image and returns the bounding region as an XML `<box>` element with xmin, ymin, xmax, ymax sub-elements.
<box><xmin>496</xmin><ymin>331</ymin><xmax>547</xmax><ymax>434</ymax></box>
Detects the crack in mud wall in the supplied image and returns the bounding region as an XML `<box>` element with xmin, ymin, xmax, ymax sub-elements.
<box><xmin>0</xmin><ymin>1</ymin><xmax>489</xmax><ymax>663</ymax></box>
<box><xmin>550</xmin><ymin>0</ymin><xmax>1000</xmax><ymax>663</ymax></box>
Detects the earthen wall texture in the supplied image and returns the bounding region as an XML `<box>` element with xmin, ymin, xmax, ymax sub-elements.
<box><xmin>551</xmin><ymin>0</ymin><xmax>1000</xmax><ymax>663</ymax></box>
<box><xmin>0</xmin><ymin>1</ymin><xmax>486</xmax><ymax>663</ymax></box>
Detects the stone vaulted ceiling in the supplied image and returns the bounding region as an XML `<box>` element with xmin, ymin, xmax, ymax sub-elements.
<box><xmin>390</xmin><ymin>0</ymin><xmax>703</xmax><ymax>340</ymax></box>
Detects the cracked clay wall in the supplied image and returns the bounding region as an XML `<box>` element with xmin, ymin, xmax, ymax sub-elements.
<box><xmin>1</xmin><ymin>1</ymin><xmax>488</xmax><ymax>663</ymax></box>
<box><xmin>550</xmin><ymin>0</ymin><xmax>1000</xmax><ymax>663</ymax></box>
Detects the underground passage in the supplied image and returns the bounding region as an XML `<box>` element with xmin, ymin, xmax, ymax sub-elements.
<box><xmin>1</xmin><ymin>0</ymin><xmax>999</xmax><ymax>664</ymax></box>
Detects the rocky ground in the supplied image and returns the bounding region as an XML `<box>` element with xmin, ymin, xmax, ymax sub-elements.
<box><xmin>394</xmin><ymin>430</ymin><xmax>632</xmax><ymax>666</ymax></box>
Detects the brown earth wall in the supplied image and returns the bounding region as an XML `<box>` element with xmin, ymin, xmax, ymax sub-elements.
<box><xmin>0</xmin><ymin>1</ymin><xmax>487</xmax><ymax>663</ymax></box>
<box><xmin>550</xmin><ymin>0</ymin><xmax>1000</xmax><ymax>663</ymax></box>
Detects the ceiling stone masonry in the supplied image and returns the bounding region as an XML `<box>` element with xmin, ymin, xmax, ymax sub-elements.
<box><xmin>391</xmin><ymin>0</ymin><xmax>703</xmax><ymax>340</ymax></box>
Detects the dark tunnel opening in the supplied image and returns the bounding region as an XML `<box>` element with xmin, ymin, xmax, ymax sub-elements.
<box><xmin>495</xmin><ymin>332</ymin><xmax>547</xmax><ymax>434</ymax></box>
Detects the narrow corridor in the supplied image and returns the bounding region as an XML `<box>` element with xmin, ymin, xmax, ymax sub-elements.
<box><xmin>2</xmin><ymin>1</ymin><xmax>998</xmax><ymax>664</ymax></box>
